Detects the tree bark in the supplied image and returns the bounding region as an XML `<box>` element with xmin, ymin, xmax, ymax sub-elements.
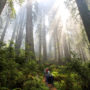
<box><xmin>76</xmin><ymin>0</ymin><xmax>90</xmax><ymax>42</ymax></box>
<box><xmin>26</xmin><ymin>0</ymin><xmax>35</xmax><ymax>60</ymax></box>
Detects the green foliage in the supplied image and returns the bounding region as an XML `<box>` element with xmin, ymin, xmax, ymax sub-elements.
<box><xmin>0</xmin><ymin>42</ymin><xmax>90</xmax><ymax>90</ymax></box>
<box><xmin>8</xmin><ymin>0</ymin><xmax>16</xmax><ymax>17</ymax></box>
<box><xmin>66</xmin><ymin>60</ymin><xmax>90</xmax><ymax>90</ymax></box>
<box><xmin>23</xmin><ymin>78</ymin><xmax>49</xmax><ymax>90</ymax></box>
<box><xmin>18</xmin><ymin>0</ymin><xmax>24</xmax><ymax>5</ymax></box>
<box><xmin>54</xmin><ymin>80</ymin><xmax>66</xmax><ymax>90</ymax></box>
<box><xmin>7</xmin><ymin>0</ymin><xmax>24</xmax><ymax>18</ymax></box>
<box><xmin>45</xmin><ymin>60</ymin><xmax>90</xmax><ymax>90</ymax></box>
<box><xmin>13</xmin><ymin>88</ymin><xmax>21</xmax><ymax>90</ymax></box>
<box><xmin>0</xmin><ymin>87</ymin><xmax>9</xmax><ymax>90</ymax></box>
<box><xmin>15</xmin><ymin>55</ymin><xmax>25</xmax><ymax>65</ymax></box>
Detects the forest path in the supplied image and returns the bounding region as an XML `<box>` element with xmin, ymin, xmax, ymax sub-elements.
<box><xmin>43</xmin><ymin>77</ymin><xmax>57</xmax><ymax>90</ymax></box>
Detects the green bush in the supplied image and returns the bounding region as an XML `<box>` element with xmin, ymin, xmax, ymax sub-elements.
<box><xmin>23</xmin><ymin>78</ymin><xmax>49</xmax><ymax>90</ymax></box>
<box><xmin>0</xmin><ymin>87</ymin><xmax>9</xmax><ymax>90</ymax></box>
<box><xmin>66</xmin><ymin>60</ymin><xmax>90</xmax><ymax>90</ymax></box>
<box><xmin>13</xmin><ymin>88</ymin><xmax>21</xmax><ymax>90</ymax></box>
<box><xmin>0</xmin><ymin>42</ymin><xmax>90</xmax><ymax>90</ymax></box>
<box><xmin>54</xmin><ymin>81</ymin><xmax>66</xmax><ymax>90</ymax></box>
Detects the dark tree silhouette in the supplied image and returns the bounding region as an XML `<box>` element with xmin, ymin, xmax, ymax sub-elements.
<box><xmin>76</xmin><ymin>0</ymin><xmax>90</xmax><ymax>42</ymax></box>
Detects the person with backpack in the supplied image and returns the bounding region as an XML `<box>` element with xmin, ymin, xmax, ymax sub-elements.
<box><xmin>46</xmin><ymin>71</ymin><xmax>54</xmax><ymax>85</ymax></box>
<box><xmin>44</xmin><ymin>68</ymin><xmax>54</xmax><ymax>85</ymax></box>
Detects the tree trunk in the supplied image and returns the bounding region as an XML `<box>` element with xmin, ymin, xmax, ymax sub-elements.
<box><xmin>63</xmin><ymin>35</ymin><xmax>71</xmax><ymax>62</ymax></box>
<box><xmin>54</xmin><ymin>33</ymin><xmax>58</xmax><ymax>61</ymax></box>
<box><xmin>42</xmin><ymin>13</ymin><xmax>47</xmax><ymax>61</ymax></box>
<box><xmin>0</xmin><ymin>0</ymin><xmax>7</xmax><ymax>14</ymax></box>
<box><xmin>55</xmin><ymin>28</ymin><xmax>61</xmax><ymax>63</ymax></box>
<box><xmin>15</xmin><ymin>23</ymin><xmax>24</xmax><ymax>55</ymax></box>
<box><xmin>76</xmin><ymin>0</ymin><xmax>90</xmax><ymax>42</ymax></box>
<box><xmin>26</xmin><ymin>0</ymin><xmax>35</xmax><ymax>61</ymax></box>
<box><xmin>38</xmin><ymin>22</ymin><xmax>42</xmax><ymax>61</ymax></box>
<box><xmin>9</xmin><ymin>19</ymin><xmax>18</xmax><ymax>47</ymax></box>
<box><xmin>0</xmin><ymin>15</ymin><xmax>9</xmax><ymax>42</ymax></box>
<box><xmin>15</xmin><ymin>10</ymin><xmax>25</xmax><ymax>55</ymax></box>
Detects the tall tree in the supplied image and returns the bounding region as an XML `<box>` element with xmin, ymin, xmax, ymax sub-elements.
<box><xmin>53</xmin><ymin>16</ymin><xmax>62</xmax><ymax>63</ymax></box>
<box><xmin>63</xmin><ymin>35</ymin><xmax>71</xmax><ymax>62</ymax></box>
<box><xmin>38</xmin><ymin>19</ymin><xmax>42</xmax><ymax>62</ymax></box>
<box><xmin>75</xmin><ymin>0</ymin><xmax>90</xmax><ymax>41</ymax></box>
<box><xmin>53</xmin><ymin>32</ymin><xmax>58</xmax><ymax>61</ymax></box>
<box><xmin>42</xmin><ymin>9</ymin><xmax>47</xmax><ymax>61</ymax></box>
<box><xmin>65</xmin><ymin>0</ymin><xmax>90</xmax><ymax>41</ymax></box>
<box><xmin>26</xmin><ymin>0</ymin><xmax>35</xmax><ymax>60</ymax></box>
<box><xmin>0</xmin><ymin>12</ymin><xmax>10</xmax><ymax>42</ymax></box>
<box><xmin>15</xmin><ymin>8</ymin><xmax>26</xmax><ymax>55</ymax></box>
<box><xmin>9</xmin><ymin>20</ymin><xmax>17</xmax><ymax>47</ymax></box>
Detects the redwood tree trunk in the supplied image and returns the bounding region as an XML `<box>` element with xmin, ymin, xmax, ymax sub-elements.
<box><xmin>26</xmin><ymin>0</ymin><xmax>35</xmax><ymax>60</ymax></box>
<box><xmin>15</xmin><ymin>10</ymin><xmax>25</xmax><ymax>55</ymax></box>
<box><xmin>42</xmin><ymin>16</ymin><xmax>47</xmax><ymax>61</ymax></box>
<box><xmin>0</xmin><ymin>15</ymin><xmax>9</xmax><ymax>42</ymax></box>
<box><xmin>76</xmin><ymin>0</ymin><xmax>90</xmax><ymax>42</ymax></box>
<box><xmin>38</xmin><ymin>22</ymin><xmax>42</xmax><ymax>61</ymax></box>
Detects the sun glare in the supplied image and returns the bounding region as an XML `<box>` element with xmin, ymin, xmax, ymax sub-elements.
<box><xmin>37</xmin><ymin>0</ymin><xmax>48</xmax><ymax>3</ymax></box>
<box><xmin>55</xmin><ymin>0</ymin><xmax>70</xmax><ymax>24</ymax></box>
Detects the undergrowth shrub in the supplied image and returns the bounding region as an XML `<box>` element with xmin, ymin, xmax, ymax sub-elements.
<box><xmin>66</xmin><ymin>60</ymin><xmax>90</xmax><ymax>90</ymax></box>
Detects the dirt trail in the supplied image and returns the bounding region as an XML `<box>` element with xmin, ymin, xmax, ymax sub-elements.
<box><xmin>43</xmin><ymin>77</ymin><xmax>57</xmax><ymax>90</ymax></box>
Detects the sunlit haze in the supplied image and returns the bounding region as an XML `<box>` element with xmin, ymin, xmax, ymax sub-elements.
<box><xmin>0</xmin><ymin>0</ymin><xmax>89</xmax><ymax>62</ymax></box>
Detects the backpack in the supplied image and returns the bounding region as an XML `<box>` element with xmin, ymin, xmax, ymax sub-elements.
<box><xmin>48</xmin><ymin>75</ymin><xmax>54</xmax><ymax>84</ymax></box>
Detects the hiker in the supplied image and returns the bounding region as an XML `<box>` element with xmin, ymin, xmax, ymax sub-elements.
<box><xmin>44</xmin><ymin>68</ymin><xmax>54</xmax><ymax>85</ymax></box>
<box><xmin>46</xmin><ymin>71</ymin><xmax>54</xmax><ymax>85</ymax></box>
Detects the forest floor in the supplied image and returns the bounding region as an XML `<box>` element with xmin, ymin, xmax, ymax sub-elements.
<box><xmin>43</xmin><ymin>77</ymin><xmax>57</xmax><ymax>90</ymax></box>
